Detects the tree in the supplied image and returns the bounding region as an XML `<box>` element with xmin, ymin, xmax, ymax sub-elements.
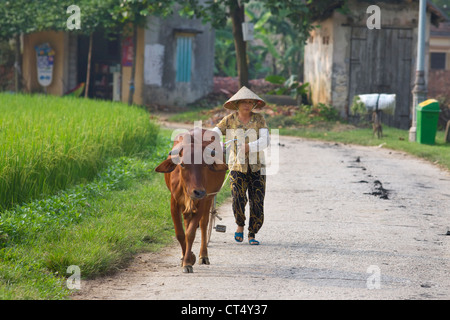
<box><xmin>230</xmin><ymin>0</ymin><xmax>249</xmax><ymax>87</ymax></box>
<box><xmin>188</xmin><ymin>0</ymin><xmax>251</xmax><ymax>88</ymax></box>
<box><xmin>0</xmin><ymin>0</ymin><xmax>42</xmax><ymax>92</ymax></box>
<box><xmin>245</xmin><ymin>3</ymin><xmax>305</xmax><ymax>79</ymax></box>
<box><xmin>432</xmin><ymin>0</ymin><xmax>450</xmax><ymax>17</ymax></box>
<box><xmin>185</xmin><ymin>0</ymin><xmax>346</xmax><ymax>88</ymax></box>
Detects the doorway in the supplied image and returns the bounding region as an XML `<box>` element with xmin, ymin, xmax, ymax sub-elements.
<box><xmin>77</xmin><ymin>32</ymin><xmax>121</xmax><ymax>100</ymax></box>
<box><xmin>348</xmin><ymin>27</ymin><xmax>413</xmax><ymax>129</ymax></box>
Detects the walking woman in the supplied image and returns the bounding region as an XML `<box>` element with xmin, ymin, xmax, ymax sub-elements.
<box><xmin>212</xmin><ymin>86</ymin><xmax>270</xmax><ymax>245</ymax></box>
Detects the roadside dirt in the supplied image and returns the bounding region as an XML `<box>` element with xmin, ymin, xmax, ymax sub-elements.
<box><xmin>73</xmin><ymin>128</ymin><xmax>450</xmax><ymax>300</ymax></box>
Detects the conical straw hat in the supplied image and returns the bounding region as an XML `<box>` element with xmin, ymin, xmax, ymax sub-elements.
<box><xmin>223</xmin><ymin>86</ymin><xmax>266</xmax><ymax>110</ymax></box>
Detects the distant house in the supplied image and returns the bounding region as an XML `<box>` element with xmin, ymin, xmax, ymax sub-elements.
<box><xmin>142</xmin><ymin>14</ymin><xmax>215</xmax><ymax>107</ymax></box>
<box><xmin>304</xmin><ymin>0</ymin><xmax>447</xmax><ymax>129</ymax></box>
<box><xmin>429</xmin><ymin>21</ymin><xmax>450</xmax><ymax>98</ymax></box>
<box><xmin>21</xmin><ymin>12</ymin><xmax>214</xmax><ymax>107</ymax></box>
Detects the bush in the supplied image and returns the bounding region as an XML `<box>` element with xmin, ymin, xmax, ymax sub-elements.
<box><xmin>436</xmin><ymin>95</ymin><xmax>450</xmax><ymax>130</ymax></box>
<box><xmin>301</xmin><ymin>103</ymin><xmax>340</xmax><ymax>122</ymax></box>
<box><xmin>264</xmin><ymin>103</ymin><xmax>340</xmax><ymax>128</ymax></box>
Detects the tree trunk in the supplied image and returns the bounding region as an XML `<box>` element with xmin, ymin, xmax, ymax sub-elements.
<box><xmin>14</xmin><ymin>33</ymin><xmax>22</xmax><ymax>93</ymax></box>
<box><xmin>230</xmin><ymin>0</ymin><xmax>249</xmax><ymax>88</ymax></box>
<box><xmin>128</xmin><ymin>23</ymin><xmax>138</xmax><ymax>106</ymax></box>
<box><xmin>84</xmin><ymin>33</ymin><xmax>93</xmax><ymax>98</ymax></box>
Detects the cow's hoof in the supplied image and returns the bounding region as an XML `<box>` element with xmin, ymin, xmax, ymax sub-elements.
<box><xmin>182</xmin><ymin>265</ymin><xmax>194</xmax><ymax>273</ymax></box>
<box><xmin>199</xmin><ymin>256</ymin><xmax>210</xmax><ymax>265</ymax></box>
<box><xmin>189</xmin><ymin>252</ymin><xmax>196</xmax><ymax>266</ymax></box>
<box><xmin>181</xmin><ymin>252</ymin><xmax>196</xmax><ymax>266</ymax></box>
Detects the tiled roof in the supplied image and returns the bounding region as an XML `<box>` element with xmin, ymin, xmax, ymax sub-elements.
<box><xmin>431</xmin><ymin>22</ymin><xmax>450</xmax><ymax>37</ymax></box>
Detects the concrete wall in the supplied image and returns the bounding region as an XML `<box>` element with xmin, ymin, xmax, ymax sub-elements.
<box><xmin>429</xmin><ymin>70</ymin><xmax>450</xmax><ymax>98</ymax></box>
<box><xmin>121</xmin><ymin>27</ymin><xmax>145</xmax><ymax>106</ymax></box>
<box><xmin>304</xmin><ymin>19</ymin><xmax>334</xmax><ymax>109</ymax></box>
<box><xmin>331</xmin><ymin>13</ymin><xmax>351</xmax><ymax>117</ymax></box>
<box><xmin>142</xmin><ymin>13</ymin><xmax>215</xmax><ymax>107</ymax></box>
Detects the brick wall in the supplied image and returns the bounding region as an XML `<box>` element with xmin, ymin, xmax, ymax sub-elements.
<box><xmin>429</xmin><ymin>70</ymin><xmax>450</xmax><ymax>99</ymax></box>
<box><xmin>429</xmin><ymin>70</ymin><xmax>450</xmax><ymax>128</ymax></box>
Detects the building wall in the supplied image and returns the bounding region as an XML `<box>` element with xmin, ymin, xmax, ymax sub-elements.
<box><xmin>304</xmin><ymin>19</ymin><xmax>334</xmax><ymax>110</ymax></box>
<box><xmin>429</xmin><ymin>22</ymin><xmax>450</xmax><ymax>99</ymax></box>
<box><xmin>21</xmin><ymin>14</ymin><xmax>214</xmax><ymax>107</ymax></box>
<box><xmin>331</xmin><ymin>13</ymin><xmax>351</xmax><ymax>117</ymax></box>
<box><xmin>304</xmin><ymin>0</ymin><xmax>433</xmax><ymax>121</ymax></box>
<box><xmin>22</xmin><ymin>31</ymin><xmax>68</xmax><ymax>95</ymax></box>
<box><xmin>67</xmin><ymin>33</ymin><xmax>78</xmax><ymax>91</ymax></box>
<box><xmin>142</xmin><ymin>14</ymin><xmax>215</xmax><ymax>107</ymax></box>
<box><xmin>429</xmin><ymin>33</ymin><xmax>450</xmax><ymax>70</ymax></box>
<box><xmin>121</xmin><ymin>27</ymin><xmax>145</xmax><ymax>106</ymax></box>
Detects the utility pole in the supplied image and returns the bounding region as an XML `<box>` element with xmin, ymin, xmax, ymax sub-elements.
<box><xmin>409</xmin><ymin>0</ymin><xmax>428</xmax><ymax>142</ymax></box>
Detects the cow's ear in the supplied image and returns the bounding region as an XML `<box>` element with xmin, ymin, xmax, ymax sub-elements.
<box><xmin>155</xmin><ymin>159</ymin><xmax>178</xmax><ymax>173</ymax></box>
<box><xmin>208</xmin><ymin>163</ymin><xmax>228</xmax><ymax>172</ymax></box>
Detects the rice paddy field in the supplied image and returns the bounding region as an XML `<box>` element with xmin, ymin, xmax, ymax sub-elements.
<box><xmin>0</xmin><ymin>93</ymin><xmax>180</xmax><ymax>299</ymax></box>
<box><xmin>0</xmin><ymin>93</ymin><xmax>158</xmax><ymax>210</ymax></box>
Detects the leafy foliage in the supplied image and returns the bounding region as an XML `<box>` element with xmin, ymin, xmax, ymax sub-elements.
<box><xmin>0</xmin><ymin>0</ymin><xmax>184</xmax><ymax>40</ymax></box>
<box><xmin>350</xmin><ymin>95</ymin><xmax>367</xmax><ymax>116</ymax></box>
<box><xmin>432</xmin><ymin>0</ymin><xmax>450</xmax><ymax>16</ymax></box>
<box><xmin>193</xmin><ymin>0</ymin><xmax>349</xmax><ymax>80</ymax></box>
<box><xmin>265</xmin><ymin>74</ymin><xmax>310</xmax><ymax>104</ymax></box>
<box><xmin>111</xmin><ymin>0</ymin><xmax>175</xmax><ymax>31</ymax></box>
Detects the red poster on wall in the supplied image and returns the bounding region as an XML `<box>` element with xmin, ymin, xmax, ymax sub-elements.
<box><xmin>122</xmin><ymin>37</ymin><xmax>133</xmax><ymax>66</ymax></box>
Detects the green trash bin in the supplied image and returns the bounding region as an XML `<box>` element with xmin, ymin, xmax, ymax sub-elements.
<box><xmin>416</xmin><ymin>99</ymin><xmax>440</xmax><ymax>145</ymax></box>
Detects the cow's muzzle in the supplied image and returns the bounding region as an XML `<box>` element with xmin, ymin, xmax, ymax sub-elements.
<box><xmin>191</xmin><ymin>189</ymin><xmax>206</xmax><ymax>200</ymax></box>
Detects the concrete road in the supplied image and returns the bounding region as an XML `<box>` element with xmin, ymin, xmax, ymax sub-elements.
<box><xmin>74</xmin><ymin>135</ymin><xmax>450</xmax><ymax>300</ymax></box>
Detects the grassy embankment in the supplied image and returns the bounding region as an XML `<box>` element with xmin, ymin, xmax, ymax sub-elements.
<box><xmin>0</xmin><ymin>94</ymin><xmax>230</xmax><ymax>299</ymax></box>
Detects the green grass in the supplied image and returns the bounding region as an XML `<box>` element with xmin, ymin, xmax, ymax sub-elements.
<box><xmin>0</xmin><ymin>131</ymin><xmax>171</xmax><ymax>299</ymax></box>
<box><xmin>279</xmin><ymin>125</ymin><xmax>450</xmax><ymax>171</ymax></box>
<box><xmin>167</xmin><ymin>106</ymin><xmax>213</xmax><ymax>123</ymax></box>
<box><xmin>0</xmin><ymin>126</ymin><xmax>231</xmax><ymax>300</ymax></box>
<box><xmin>0</xmin><ymin>93</ymin><xmax>158</xmax><ymax>210</ymax></box>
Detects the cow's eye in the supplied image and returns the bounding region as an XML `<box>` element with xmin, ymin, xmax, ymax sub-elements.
<box><xmin>180</xmin><ymin>163</ymin><xmax>185</xmax><ymax>168</ymax></box>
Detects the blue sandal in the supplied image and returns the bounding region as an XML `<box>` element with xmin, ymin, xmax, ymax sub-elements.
<box><xmin>234</xmin><ymin>232</ymin><xmax>243</xmax><ymax>242</ymax></box>
<box><xmin>248</xmin><ymin>239</ymin><xmax>260</xmax><ymax>245</ymax></box>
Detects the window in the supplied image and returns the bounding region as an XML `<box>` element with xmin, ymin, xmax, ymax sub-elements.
<box><xmin>176</xmin><ymin>35</ymin><xmax>193</xmax><ymax>82</ymax></box>
<box><xmin>430</xmin><ymin>52</ymin><xmax>446</xmax><ymax>70</ymax></box>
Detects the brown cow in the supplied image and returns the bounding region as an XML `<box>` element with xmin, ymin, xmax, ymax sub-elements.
<box><xmin>155</xmin><ymin>128</ymin><xmax>227</xmax><ymax>273</ymax></box>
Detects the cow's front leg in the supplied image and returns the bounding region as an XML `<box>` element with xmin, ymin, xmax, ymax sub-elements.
<box><xmin>182</xmin><ymin>213</ymin><xmax>201</xmax><ymax>273</ymax></box>
<box><xmin>199</xmin><ymin>202</ymin><xmax>210</xmax><ymax>265</ymax></box>
<box><xmin>170</xmin><ymin>197</ymin><xmax>186</xmax><ymax>259</ymax></box>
